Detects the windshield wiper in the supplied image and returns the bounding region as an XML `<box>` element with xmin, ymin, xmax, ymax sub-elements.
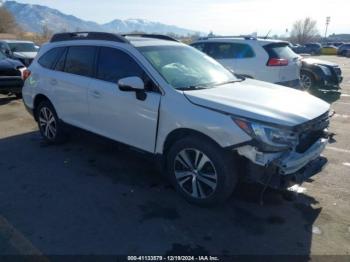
<box><xmin>214</xmin><ymin>79</ymin><xmax>244</xmax><ymax>86</ymax></box>
<box><xmin>176</xmin><ymin>85</ymin><xmax>207</xmax><ymax>91</ymax></box>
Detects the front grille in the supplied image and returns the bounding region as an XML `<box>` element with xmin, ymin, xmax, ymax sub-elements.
<box><xmin>295</xmin><ymin>112</ymin><xmax>329</xmax><ymax>153</ymax></box>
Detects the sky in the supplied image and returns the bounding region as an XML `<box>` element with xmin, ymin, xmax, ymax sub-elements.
<box><xmin>14</xmin><ymin>0</ymin><xmax>350</xmax><ymax>36</ymax></box>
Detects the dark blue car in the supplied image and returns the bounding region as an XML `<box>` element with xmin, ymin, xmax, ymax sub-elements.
<box><xmin>291</xmin><ymin>43</ymin><xmax>322</xmax><ymax>55</ymax></box>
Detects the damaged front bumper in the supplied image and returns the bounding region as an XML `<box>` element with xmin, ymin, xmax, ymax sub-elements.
<box><xmin>236</xmin><ymin>137</ymin><xmax>328</xmax><ymax>189</ymax></box>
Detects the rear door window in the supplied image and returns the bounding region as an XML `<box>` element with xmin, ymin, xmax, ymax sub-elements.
<box><xmin>205</xmin><ymin>42</ymin><xmax>255</xmax><ymax>59</ymax></box>
<box><xmin>38</xmin><ymin>47</ymin><xmax>66</xmax><ymax>69</ymax></box>
<box><xmin>64</xmin><ymin>46</ymin><xmax>96</xmax><ymax>77</ymax></box>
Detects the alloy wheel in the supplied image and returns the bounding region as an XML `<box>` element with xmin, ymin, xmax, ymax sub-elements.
<box><xmin>174</xmin><ymin>148</ymin><xmax>218</xmax><ymax>199</ymax></box>
<box><xmin>300</xmin><ymin>74</ymin><xmax>312</xmax><ymax>91</ymax></box>
<box><xmin>39</xmin><ymin>107</ymin><xmax>57</xmax><ymax>140</ymax></box>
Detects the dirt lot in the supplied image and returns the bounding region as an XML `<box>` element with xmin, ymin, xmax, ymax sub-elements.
<box><xmin>0</xmin><ymin>56</ymin><xmax>349</xmax><ymax>257</ymax></box>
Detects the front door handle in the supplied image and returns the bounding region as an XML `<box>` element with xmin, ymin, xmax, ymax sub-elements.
<box><xmin>91</xmin><ymin>90</ymin><xmax>101</xmax><ymax>98</ymax></box>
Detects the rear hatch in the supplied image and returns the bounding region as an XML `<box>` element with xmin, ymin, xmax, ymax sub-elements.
<box><xmin>264</xmin><ymin>43</ymin><xmax>301</xmax><ymax>83</ymax></box>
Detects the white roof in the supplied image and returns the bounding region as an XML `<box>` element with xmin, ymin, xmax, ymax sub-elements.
<box><xmin>0</xmin><ymin>39</ymin><xmax>35</xmax><ymax>44</ymax></box>
<box><xmin>126</xmin><ymin>36</ymin><xmax>184</xmax><ymax>47</ymax></box>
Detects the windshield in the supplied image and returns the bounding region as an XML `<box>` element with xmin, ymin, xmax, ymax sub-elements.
<box><xmin>138</xmin><ymin>45</ymin><xmax>237</xmax><ymax>90</ymax></box>
<box><xmin>8</xmin><ymin>42</ymin><xmax>36</xmax><ymax>52</ymax></box>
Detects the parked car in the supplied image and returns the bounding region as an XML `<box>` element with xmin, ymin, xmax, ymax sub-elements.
<box><xmin>191</xmin><ymin>36</ymin><xmax>302</xmax><ymax>88</ymax></box>
<box><xmin>337</xmin><ymin>43</ymin><xmax>350</xmax><ymax>56</ymax></box>
<box><xmin>327</xmin><ymin>42</ymin><xmax>344</xmax><ymax>48</ymax></box>
<box><xmin>23</xmin><ymin>32</ymin><xmax>330</xmax><ymax>205</ymax></box>
<box><xmin>0</xmin><ymin>40</ymin><xmax>38</xmax><ymax>66</ymax></box>
<box><xmin>300</xmin><ymin>58</ymin><xmax>342</xmax><ymax>90</ymax></box>
<box><xmin>291</xmin><ymin>43</ymin><xmax>322</xmax><ymax>55</ymax></box>
<box><xmin>321</xmin><ymin>45</ymin><xmax>338</xmax><ymax>55</ymax></box>
<box><xmin>0</xmin><ymin>51</ymin><xmax>27</xmax><ymax>98</ymax></box>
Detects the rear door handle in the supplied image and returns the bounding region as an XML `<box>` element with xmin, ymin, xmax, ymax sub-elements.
<box><xmin>91</xmin><ymin>90</ymin><xmax>101</xmax><ymax>98</ymax></box>
<box><xmin>50</xmin><ymin>79</ymin><xmax>58</xmax><ymax>85</ymax></box>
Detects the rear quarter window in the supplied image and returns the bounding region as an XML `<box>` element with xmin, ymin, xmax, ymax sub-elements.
<box><xmin>38</xmin><ymin>47</ymin><xmax>66</xmax><ymax>69</ymax></box>
<box><xmin>264</xmin><ymin>43</ymin><xmax>297</xmax><ymax>59</ymax></box>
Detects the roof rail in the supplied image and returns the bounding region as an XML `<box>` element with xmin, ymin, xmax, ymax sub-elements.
<box><xmin>199</xmin><ymin>35</ymin><xmax>257</xmax><ymax>41</ymax></box>
<box><xmin>50</xmin><ymin>32</ymin><xmax>129</xmax><ymax>43</ymax></box>
<box><xmin>122</xmin><ymin>33</ymin><xmax>179</xmax><ymax>42</ymax></box>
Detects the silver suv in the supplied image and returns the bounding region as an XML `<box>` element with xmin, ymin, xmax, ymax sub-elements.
<box><xmin>23</xmin><ymin>32</ymin><xmax>330</xmax><ymax>205</ymax></box>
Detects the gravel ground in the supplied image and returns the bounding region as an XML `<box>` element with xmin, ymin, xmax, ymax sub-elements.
<box><xmin>0</xmin><ymin>56</ymin><xmax>349</xmax><ymax>257</ymax></box>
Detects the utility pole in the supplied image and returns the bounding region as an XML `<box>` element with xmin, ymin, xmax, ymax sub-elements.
<box><xmin>325</xmin><ymin>16</ymin><xmax>331</xmax><ymax>40</ymax></box>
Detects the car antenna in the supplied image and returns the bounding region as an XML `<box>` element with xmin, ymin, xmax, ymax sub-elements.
<box><xmin>264</xmin><ymin>30</ymin><xmax>271</xmax><ymax>39</ymax></box>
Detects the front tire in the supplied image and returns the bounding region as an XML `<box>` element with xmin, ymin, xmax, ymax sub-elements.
<box><xmin>36</xmin><ymin>100</ymin><xmax>65</xmax><ymax>144</ymax></box>
<box><xmin>15</xmin><ymin>93</ymin><xmax>22</xmax><ymax>99</ymax></box>
<box><xmin>166</xmin><ymin>136</ymin><xmax>238</xmax><ymax>206</ymax></box>
<box><xmin>300</xmin><ymin>71</ymin><xmax>315</xmax><ymax>91</ymax></box>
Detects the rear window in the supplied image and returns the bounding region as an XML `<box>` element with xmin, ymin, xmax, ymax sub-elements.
<box><xmin>64</xmin><ymin>46</ymin><xmax>96</xmax><ymax>77</ymax></box>
<box><xmin>191</xmin><ymin>43</ymin><xmax>206</xmax><ymax>52</ymax></box>
<box><xmin>264</xmin><ymin>43</ymin><xmax>297</xmax><ymax>59</ymax></box>
<box><xmin>38</xmin><ymin>47</ymin><xmax>65</xmax><ymax>69</ymax></box>
<box><xmin>7</xmin><ymin>42</ymin><xmax>36</xmax><ymax>52</ymax></box>
<box><xmin>202</xmin><ymin>42</ymin><xmax>255</xmax><ymax>59</ymax></box>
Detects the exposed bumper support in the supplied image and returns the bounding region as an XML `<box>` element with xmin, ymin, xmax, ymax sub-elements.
<box><xmin>276</xmin><ymin>138</ymin><xmax>328</xmax><ymax>175</ymax></box>
<box><xmin>237</xmin><ymin>137</ymin><xmax>328</xmax><ymax>189</ymax></box>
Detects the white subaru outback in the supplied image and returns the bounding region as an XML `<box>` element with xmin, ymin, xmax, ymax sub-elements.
<box><xmin>22</xmin><ymin>32</ymin><xmax>330</xmax><ymax>206</ymax></box>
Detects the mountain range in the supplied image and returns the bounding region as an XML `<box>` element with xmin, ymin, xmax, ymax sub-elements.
<box><xmin>2</xmin><ymin>0</ymin><xmax>201</xmax><ymax>36</ymax></box>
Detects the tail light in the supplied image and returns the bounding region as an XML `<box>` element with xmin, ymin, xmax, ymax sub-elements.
<box><xmin>267</xmin><ymin>58</ymin><xmax>289</xmax><ymax>66</ymax></box>
<box><xmin>22</xmin><ymin>69</ymin><xmax>31</xmax><ymax>81</ymax></box>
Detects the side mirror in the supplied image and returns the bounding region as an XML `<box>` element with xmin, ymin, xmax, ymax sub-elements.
<box><xmin>118</xmin><ymin>76</ymin><xmax>145</xmax><ymax>91</ymax></box>
<box><xmin>118</xmin><ymin>76</ymin><xmax>147</xmax><ymax>101</ymax></box>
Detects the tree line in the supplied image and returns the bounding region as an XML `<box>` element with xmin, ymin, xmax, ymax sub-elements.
<box><xmin>0</xmin><ymin>5</ymin><xmax>53</xmax><ymax>44</ymax></box>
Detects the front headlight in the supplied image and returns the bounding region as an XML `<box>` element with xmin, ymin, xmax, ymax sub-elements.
<box><xmin>318</xmin><ymin>65</ymin><xmax>332</xmax><ymax>76</ymax></box>
<box><xmin>233</xmin><ymin>117</ymin><xmax>298</xmax><ymax>151</ymax></box>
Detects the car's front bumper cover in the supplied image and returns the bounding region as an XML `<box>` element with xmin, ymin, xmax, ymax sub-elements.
<box><xmin>239</xmin><ymin>137</ymin><xmax>328</xmax><ymax>189</ymax></box>
<box><xmin>276</xmin><ymin>79</ymin><xmax>301</xmax><ymax>89</ymax></box>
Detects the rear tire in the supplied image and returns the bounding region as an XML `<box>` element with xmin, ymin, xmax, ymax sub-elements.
<box><xmin>166</xmin><ymin>136</ymin><xmax>238</xmax><ymax>206</ymax></box>
<box><xmin>36</xmin><ymin>100</ymin><xmax>66</xmax><ymax>144</ymax></box>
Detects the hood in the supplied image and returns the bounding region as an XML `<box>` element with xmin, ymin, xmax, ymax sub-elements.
<box><xmin>184</xmin><ymin>79</ymin><xmax>330</xmax><ymax>127</ymax></box>
<box><xmin>302</xmin><ymin>57</ymin><xmax>337</xmax><ymax>67</ymax></box>
<box><xmin>12</xmin><ymin>52</ymin><xmax>37</xmax><ymax>59</ymax></box>
<box><xmin>0</xmin><ymin>58</ymin><xmax>24</xmax><ymax>76</ymax></box>
<box><xmin>0</xmin><ymin>58</ymin><xmax>24</xmax><ymax>69</ymax></box>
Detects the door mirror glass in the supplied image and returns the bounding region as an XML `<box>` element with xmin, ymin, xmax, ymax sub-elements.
<box><xmin>118</xmin><ymin>76</ymin><xmax>145</xmax><ymax>91</ymax></box>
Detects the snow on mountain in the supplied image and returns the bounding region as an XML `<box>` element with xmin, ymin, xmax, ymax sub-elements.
<box><xmin>3</xmin><ymin>1</ymin><xmax>200</xmax><ymax>36</ymax></box>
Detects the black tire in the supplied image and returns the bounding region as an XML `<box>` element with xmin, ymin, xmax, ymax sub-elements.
<box><xmin>36</xmin><ymin>100</ymin><xmax>66</xmax><ymax>144</ymax></box>
<box><xmin>15</xmin><ymin>93</ymin><xmax>22</xmax><ymax>99</ymax></box>
<box><xmin>166</xmin><ymin>136</ymin><xmax>238</xmax><ymax>206</ymax></box>
<box><xmin>300</xmin><ymin>71</ymin><xmax>315</xmax><ymax>91</ymax></box>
